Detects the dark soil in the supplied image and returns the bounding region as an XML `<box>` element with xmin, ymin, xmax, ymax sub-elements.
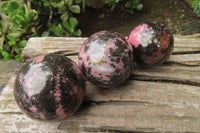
<box><xmin>77</xmin><ymin>0</ymin><xmax>198</xmax><ymax>37</ymax></box>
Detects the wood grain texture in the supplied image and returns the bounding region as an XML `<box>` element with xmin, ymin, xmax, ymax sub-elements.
<box><xmin>1</xmin><ymin>35</ymin><xmax>200</xmax><ymax>132</ymax></box>
<box><xmin>1</xmin><ymin>74</ymin><xmax>200</xmax><ymax>133</ymax></box>
<box><xmin>22</xmin><ymin>35</ymin><xmax>200</xmax><ymax>59</ymax></box>
<box><xmin>22</xmin><ymin>37</ymin><xmax>87</xmax><ymax>59</ymax></box>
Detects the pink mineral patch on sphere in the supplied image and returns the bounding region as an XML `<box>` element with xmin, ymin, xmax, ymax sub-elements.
<box><xmin>56</xmin><ymin>106</ymin><xmax>68</xmax><ymax>118</ymax></box>
<box><xmin>29</xmin><ymin>106</ymin><xmax>38</xmax><ymax>113</ymax></box>
<box><xmin>36</xmin><ymin>55</ymin><xmax>45</xmax><ymax>63</ymax></box>
<box><xmin>127</xmin><ymin>24</ymin><xmax>148</xmax><ymax>48</ymax></box>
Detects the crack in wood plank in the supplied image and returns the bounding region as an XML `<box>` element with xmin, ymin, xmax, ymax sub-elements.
<box><xmin>164</xmin><ymin>61</ymin><xmax>200</xmax><ymax>67</ymax></box>
<box><xmin>83</xmin><ymin>126</ymin><xmax>156</xmax><ymax>133</ymax></box>
<box><xmin>0</xmin><ymin>112</ymin><xmax>23</xmax><ymax>115</ymax></box>
<box><xmin>131</xmin><ymin>75</ymin><xmax>200</xmax><ymax>87</ymax></box>
<box><xmin>172</xmin><ymin>51</ymin><xmax>200</xmax><ymax>55</ymax></box>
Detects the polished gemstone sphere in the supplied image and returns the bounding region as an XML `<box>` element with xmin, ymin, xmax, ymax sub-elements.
<box><xmin>79</xmin><ymin>31</ymin><xmax>133</xmax><ymax>88</ymax></box>
<box><xmin>127</xmin><ymin>22</ymin><xmax>174</xmax><ymax>67</ymax></box>
<box><xmin>14</xmin><ymin>54</ymin><xmax>86</xmax><ymax>121</ymax></box>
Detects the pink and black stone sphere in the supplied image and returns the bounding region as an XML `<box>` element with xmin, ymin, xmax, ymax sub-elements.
<box><xmin>79</xmin><ymin>31</ymin><xmax>133</xmax><ymax>88</ymax></box>
<box><xmin>14</xmin><ymin>54</ymin><xmax>86</xmax><ymax>121</ymax></box>
<box><xmin>127</xmin><ymin>22</ymin><xmax>174</xmax><ymax>67</ymax></box>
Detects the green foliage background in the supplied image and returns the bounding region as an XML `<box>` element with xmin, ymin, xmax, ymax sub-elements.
<box><xmin>0</xmin><ymin>0</ymin><xmax>143</xmax><ymax>61</ymax></box>
<box><xmin>193</xmin><ymin>0</ymin><xmax>200</xmax><ymax>17</ymax></box>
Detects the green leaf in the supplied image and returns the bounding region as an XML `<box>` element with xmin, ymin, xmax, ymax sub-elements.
<box><xmin>0</xmin><ymin>2</ymin><xmax>9</xmax><ymax>15</ymax></box>
<box><xmin>51</xmin><ymin>24</ymin><xmax>64</xmax><ymax>36</ymax></box>
<box><xmin>73</xmin><ymin>29</ymin><xmax>81</xmax><ymax>36</ymax></box>
<box><xmin>12</xmin><ymin>15</ymin><xmax>25</xmax><ymax>25</ymax></box>
<box><xmin>14</xmin><ymin>47</ymin><xmax>23</xmax><ymax>55</ymax></box>
<box><xmin>0</xmin><ymin>20</ymin><xmax>8</xmax><ymax>33</ymax></box>
<box><xmin>8</xmin><ymin>40</ymin><xmax>16</xmax><ymax>46</ymax></box>
<box><xmin>69</xmin><ymin>17</ymin><xmax>78</xmax><ymax>29</ymax></box>
<box><xmin>58</xmin><ymin>5</ymin><xmax>67</xmax><ymax>14</ymax></box>
<box><xmin>7</xmin><ymin>1</ymin><xmax>19</xmax><ymax>12</ymax></box>
<box><xmin>180</xmin><ymin>14</ymin><xmax>185</xmax><ymax>19</ymax></box>
<box><xmin>41</xmin><ymin>31</ymin><xmax>49</xmax><ymax>37</ymax></box>
<box><xmin>60</xmin><ymin>12</ymin><xmax>69</xmax><ymax>21</ymax></box>
<box><xmin>137</xmin><ymin>3</ymin><xmax>143</xmax><ymax>11</ymax></box>
<box><xmin>42</xmin><ymin>0</ymin><xmax>50</xmax><ymax>7</ymax></box>
<box><xmin>65</xmin><ymin>0</ymin><xmax>73</xmax><ymax>6</ymax></box>
<box><xmin>18</xmin><ymin>40</ymin><xmax>27</xmax><ymax>48</ymax></box>
<box><xmin>62</xmin><ymin>21</ymin><xmax>73</xmax><ymax>33</ymax></box>
<box><xmin>1</xmin><ymin>2</ymin><xmax>8</xmax><ymax>9</ymax></box>
<box><xmin>7</xmin><ymin>33</ymin><xmax>20</xmax><ymax>41</ymax></box>
<box><xmin>22</xmin><ymin>5</ymin><xmax>29</xmax><ymax>16</ymax></box>
<box><xmin>52</xmin><ymin>1</ymin><xmax>64</xmax><ymax>8</ymax></box>
<box><xmin>2</xmin><ymin>51</ymin><xmax>10</xmax><ymax>59</ymax></box>
<box><xmin>69</xmin><ymin>5</ymin><xmax>81</xmax><ymax>14</ymax></box>
<box><xmin>15</xmin><ymin>54</ymin><xmax>23</xmax><ymax>62</ymax></box>
<box><xmin>57</xmin><ymin>24</ymin><xmax>64</xmax><ymax>34</ymax></box>
<box><xmin>17</xmin><ymin>9</ymin><xmax>25</xmax><ymax>17</ymax></box>
<box><xmin>25</xmin><ymin>10</ymin><xmax>38</xmax><ymax>23</ymax></box>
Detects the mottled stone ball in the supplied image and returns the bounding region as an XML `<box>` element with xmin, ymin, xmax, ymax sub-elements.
<box><xmin>14</xmin><ymin>54</ymin><xmax>86</xmax><ymax>121</ymax></box>
<box><xmin>79</xmin><ymin>31</ymin><xmax>133</xmax><ymax>88</ymax></box>
<box><xmin>127</xmin><ymin>22</ymin><xmax>174</xmax><ymax>67</ymax></box>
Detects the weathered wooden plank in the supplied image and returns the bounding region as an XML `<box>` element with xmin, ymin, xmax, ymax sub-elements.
<box><xmin>22</xmin><ymin>36</ymin><xmax>200</xmax><ymax>60</ymax></box>
<box><xmin>22</xmin><ymin>37</ymin><xmax>87</xmax><ymax>59</ymax></box>
<box><xmin>2</xmin><ymin>75</ymin><xmax>200</xmax><ymax>112</ymax></box>
<box><xmin>133</xmin><ymin>64</ymin><xmax>200</xmax><ymax>85</ymax></box>
<box><xmin>167</xmin><ymin>54</ymin><xmax>200</xmax><ymax>65</ymax></box>
<box><xmin>67</xmin><ymin>54</ymin><xmax>200</xmax><ymax>68</ymax></box>
<box><xmin>0</xmin><ymin>114</ymin><xmax>64</xmax><ymax>133</ymax></box>
<box><xmin>0</xmin><ymin>60</ymin><xmax>23</xmax><ymax>93</ymax></box>
<box><xmin>22</xmin><ymin>37</ymin><xmax>200</xmax><ymax>66</ymax></box>
<box><xmin>66</xmin><ymin>55</ymin><xmax>200</xmax><ymax>86</ymax></box>
<box><xmin>174</xmin><ymin>33</ymin><xmax>200</xmax><ymax>38</ymax></box>
<box><xmin>0</xmin><ymin>73</ymin><xmax>200</xmax><ymax>132</ymax></box>
<box><xmin>1</xmin><ymin>102</ymin><xmax>200</xmax><ymax>133</ymax></box>
<box><xmin>173</xmin><ymin>37</ymin><xmax>200</xmax><ymax>54</ymax></box>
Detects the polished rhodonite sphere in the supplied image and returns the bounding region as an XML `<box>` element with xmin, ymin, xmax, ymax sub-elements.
<box><xmin>127</xmin><ymin>22</ymin><xmax>174</xmax><ymax>67</ymax></box>
<box><xmin>79</xmin><ymin>31</ymin><xmax>133</xmax><ymax>88</ymax></box>
<box><xmin>14</xmin><ymin>54</ymin><xmax>86</xmax><ymax>121</ymax></box>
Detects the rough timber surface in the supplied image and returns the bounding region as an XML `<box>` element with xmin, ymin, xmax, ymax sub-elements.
<box><xmin>0</xmin><ymin>34</ymin><xmax>200</xmax><ymax>133</ymax></box>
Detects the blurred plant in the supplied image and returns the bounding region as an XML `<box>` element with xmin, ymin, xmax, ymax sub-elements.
<box><xmin>105</xmin><ymin>0</ymin><xmax>120</xmax><ymax>11</ymax></box>
<box><xmin>0</xmin><ymin>0</ymin><xmax>82</xmax><ymax>61</ymax></box>
<box><xmin>104</xmin><ymin>0</ymin><xmax>143</xmax><ymax>13</ymax></box>
<box><xmin>0</xmin><ymin>1</ymin><xmax>37</xmax><ymax>61</ymax></box>
<box><xmin>178</xmin><ymin>9</ymin><xmax>185</xmax><ymax>20</ymax></box>
<box><xmin>31</xmin><ymin>0</ymin><xmax>82</xmax><ymax>37</ymax></box>
<box><xmin>180</xmin><ymin>14</ymin><xmax>185</xmax><ymax>19</ymax></box>
<box><xmin>193</xmin><ymin>0</ymin><xmax>200</xmax><ymax>17</ymax></box>
<box><xmin>125</xmin><ymin>0</ymin><xmax>143</xmax><ymax>14</ymax></box>
<box><xmin>0</xmin><ymin>0</ymin><xmax>143</xmax><ymax>61</ymax></box>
